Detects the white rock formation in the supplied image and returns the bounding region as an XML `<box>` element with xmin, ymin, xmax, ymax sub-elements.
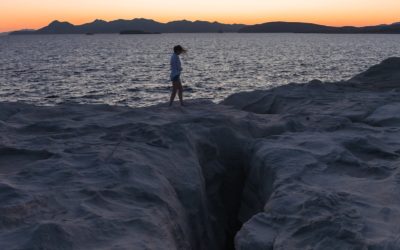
<box><xmin>0</xmin><ymin>58</ymin><xmax>400</xmax><ymax>250</ymax></box>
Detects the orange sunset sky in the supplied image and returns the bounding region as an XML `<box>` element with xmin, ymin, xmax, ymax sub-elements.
<box><xmin>1</xmin><ymin>0</ymin><xmax>400</xmax><ymax>32</ymax></box>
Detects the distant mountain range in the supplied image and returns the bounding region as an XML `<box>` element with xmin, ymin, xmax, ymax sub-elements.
<box><xmin>10</xmin><ymin>19</ymin><xmax>245</xmax><ymax>34</ymax></box>
<box><xmin>238</xmin><ymin>21</ymin><xmax>400</xmax><ymax>33</ymax></box>
<box><xmin>8</xmin><ymin>19</ymin><xmax>400</xmax><ymax>35</ymax></box>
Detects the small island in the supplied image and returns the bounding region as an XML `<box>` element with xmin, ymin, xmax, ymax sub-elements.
<box><xmin>119</xmin><ymin>30</ymin><xmax>161</xmax><ymax>35</ymax></box>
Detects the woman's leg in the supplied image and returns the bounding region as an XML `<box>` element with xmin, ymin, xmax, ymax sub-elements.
<box><xmin>169</xmin><ymin>82</ymin><xmax>178</xmax><ymax>106</ymax></box>
<box><xmin>177</xmin><ymin>80</ymin><xmax>184</xmax><ymax>106</ymax></box>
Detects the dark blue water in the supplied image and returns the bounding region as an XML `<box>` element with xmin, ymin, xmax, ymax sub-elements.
<box><xmin>1</xmin><ymin>33</ymin><xmax>399</xmax><ymax>106</ymax></box>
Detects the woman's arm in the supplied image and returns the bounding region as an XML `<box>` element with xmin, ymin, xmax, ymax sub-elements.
<box><xmin>171</xmin><ymin>55</ymin><xmax>180</xmax><ymax>76</ymax></box>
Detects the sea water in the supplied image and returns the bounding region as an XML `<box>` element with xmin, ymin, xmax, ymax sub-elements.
<box><xmin>1</xmin><ymin>33</ymin><xmax>399</xmax><ymax>107</ymax></box>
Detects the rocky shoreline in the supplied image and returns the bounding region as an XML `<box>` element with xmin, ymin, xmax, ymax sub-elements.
<box><xmin>1</xmin><ymin>58</ymin><xmax>400</xmax><ymax>249</ymax></box>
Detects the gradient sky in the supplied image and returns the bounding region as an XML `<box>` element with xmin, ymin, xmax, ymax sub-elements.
<box><xmin>1</xmin><ymin>0</ymin><xmax>400</xmax><ymax>32</ymax></box>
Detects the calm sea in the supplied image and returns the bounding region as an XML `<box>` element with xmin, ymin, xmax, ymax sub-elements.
<box><xmin>1</xmin><ymin>33</ymin><xmax>399</xmax><ymax>107</ymax></box>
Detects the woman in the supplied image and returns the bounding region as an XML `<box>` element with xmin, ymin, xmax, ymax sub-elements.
<box><xmin>169</xmin><ymin>45</ymin><xmax>186</xmax><ymax>106</ymax></box>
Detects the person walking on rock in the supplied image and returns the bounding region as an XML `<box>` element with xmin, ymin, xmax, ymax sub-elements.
<box><xmin>169</xmin><ymin>45</ymin><xmax>186</xmax><ymax>106</ymax></box>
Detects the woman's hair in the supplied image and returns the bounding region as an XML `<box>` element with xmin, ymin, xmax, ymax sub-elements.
<box><xmin>173</xmin><ymin>45</ymin><xmax>187</xmax><ymax>53</ymax></box>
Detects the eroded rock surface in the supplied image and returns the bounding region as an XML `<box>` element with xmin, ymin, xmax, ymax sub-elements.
<box><xmin>1</xmin><ymin>58</ymin><xmax>400</xmax><ymax>250</ymax></box>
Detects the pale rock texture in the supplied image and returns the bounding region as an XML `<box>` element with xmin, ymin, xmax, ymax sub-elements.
<box><xmin>1</xmin><ymin>58</ymin><xmax>400</xmax><ymax>250</ymax></box>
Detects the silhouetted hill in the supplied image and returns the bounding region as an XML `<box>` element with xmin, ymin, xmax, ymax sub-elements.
<box><xmin>6</xmin><ymin>29</ymin><xmax>35</xmax><ymax>35</ymax></box>
<box><xmin>38</xmin><ymin>20</ymin><xmax>76</xmax><ymax>34</ymax></box>
<box><xmin>239</xmin><ymin>21</ymin><xmax>400</xmax><ymax>33</ymax></box>
<box><xmin>164</xmin><ymin>20</ymin><xmax>243</xmax><ymax>33</ymax></box>
<box><xmin>9</xmin><ymin>19</ymin><xmax>400</xmax><ymax>35</ymax></box>
<box><xmin>10</xmin><ymin>18</ymin><xmax>245</xmax><ymax>34</ymax></box>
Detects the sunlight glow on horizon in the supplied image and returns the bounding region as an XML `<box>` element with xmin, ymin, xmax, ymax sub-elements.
<box><xmin>1</xmin><ymin>0</ymin><xmax>400</xmax><ymax>32</ymax></box>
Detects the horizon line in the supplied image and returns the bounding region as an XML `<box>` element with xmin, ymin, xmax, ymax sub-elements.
<box><xmin>2</xmin><ymin>17</ymin><xmax>399</xmax><ymax>33</ymax></box>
